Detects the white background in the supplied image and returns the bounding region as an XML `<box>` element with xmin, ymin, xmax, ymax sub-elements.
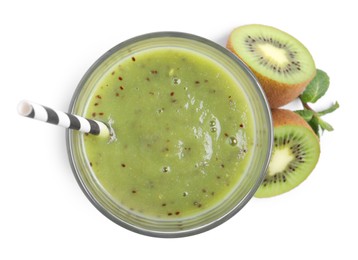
<box><xmin>1</xmin><ymin>0</ymin><xmax>356</xmax><ymax>259</ymax></box>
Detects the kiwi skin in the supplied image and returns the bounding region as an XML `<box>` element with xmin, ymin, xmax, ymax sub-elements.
<box><xmin>246</xmin><ymin>67</ymin><xmax>314</xmax><ymax>108</ymax></box>
<box><xmin>271</xmin><ymin>108</ymin><xmax>318</xmax><ymax>137</ymax></box>
<box><xmin>255</xmin><ymin>109</ymin><xmax>320</xmax><ymax>198</ymax></box>
<box><xmin>227</xmin><ymin>24</ymin><xmax>316</xmax><ymax>108</ymax></box>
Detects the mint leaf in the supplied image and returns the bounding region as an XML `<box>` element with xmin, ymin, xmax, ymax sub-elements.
<box><xmin>300</xmin><ymin>69</ymin><xmax>330</xmax><ymax>103</ymax></box>
<box><xmin>295</xmin><ymin>110</ymin><xmax>314</xmax><ymax>121</ymax></box>
<box><xmin>318</xmin><ymin>118</ymin><xmax>334</xmax><ymax>132</ymax></box>
<box><xmin>317</xmin><ymin>101</ymin><xmax>340</xmax><ymax>116</ymax></box>
<box><xmin>308</xmin><ymin>116</ymin><xmax>320</xmax><ymax>137</ymax></box>
<box><xmin>297</xmin><ymin>68</ymin><xmax>337</xmax><ymax>138</ymax></box>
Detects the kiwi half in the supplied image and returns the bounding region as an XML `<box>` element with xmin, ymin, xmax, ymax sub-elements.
<box><xmin>255</xmin><ymin>109</ymin><xmax>320</xmax><ymax>198</ymax></box>
<box><xmin>227</xmin><ymin>24</ymin><xmax>316</xmax><ymax>108</ymax></box>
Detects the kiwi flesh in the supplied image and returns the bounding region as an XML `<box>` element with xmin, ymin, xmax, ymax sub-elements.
<box><xmin>227</xmin><ymin>24</ymin><xmax>316</xmax><ymax>108</ymax></box>
<box><xmin>255</xmin><ymin>109</ymin><xmax>320</xmax><ymax>198</ymax></box>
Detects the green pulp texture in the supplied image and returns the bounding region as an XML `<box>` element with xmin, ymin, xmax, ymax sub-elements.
<box><xmin>83</xmin><ymin>48</ymin><xmax>254</xmax><ymax>219</ymax></box>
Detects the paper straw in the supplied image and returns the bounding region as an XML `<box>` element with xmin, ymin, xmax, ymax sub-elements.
<box><xmin>17</xmin><ymin>100</ymin><xmax>110</xmax><ymax>138</ymax></box>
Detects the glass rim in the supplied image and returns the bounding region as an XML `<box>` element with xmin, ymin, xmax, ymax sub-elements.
<box><xmin>66</xmin><ymin>31</ymin><xmax>273</xmax><ymax>238</ymax></box>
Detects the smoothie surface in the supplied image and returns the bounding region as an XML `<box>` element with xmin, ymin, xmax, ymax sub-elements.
<box><xmin>83</xmin><ymin>47</ymin><xmax>254</xmax><ymax>219</ymax></box>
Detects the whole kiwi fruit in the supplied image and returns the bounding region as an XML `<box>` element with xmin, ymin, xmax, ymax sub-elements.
<box><xmin>255</xmin><ymin>109</ymin><xmax>320</xmax><ymax>198</ymax></box>
<box><xmin>227</xmin><ymin>24</ymin><xmax>316</xmax><ymax>108</ymax></box>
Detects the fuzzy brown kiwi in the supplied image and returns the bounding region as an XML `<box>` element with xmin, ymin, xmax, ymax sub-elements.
<box><xmin>227</xmin><ymin>24</ymin><xmax>316</xmax><ymax>108</ymax></box>
<box><xmin>255</xmin><ymin>109</ymin><xmax>320</xmax><ymax>198</ymax></box>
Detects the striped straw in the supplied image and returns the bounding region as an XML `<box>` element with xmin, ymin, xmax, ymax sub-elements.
<box><xmin>17</xmin><ymin>100</ymin><xmax>111</xmax><ymax>139</ymax></box>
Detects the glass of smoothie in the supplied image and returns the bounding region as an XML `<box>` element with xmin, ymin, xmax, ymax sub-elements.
<box><xmin>67</xmin><ymin>32</ymin><xmax>272</xmax><ymax>237</ymax></box>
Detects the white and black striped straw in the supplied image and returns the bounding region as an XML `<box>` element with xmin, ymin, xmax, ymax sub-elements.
<box><xmin>17</xmin><ymin>100</ymin><xmax>110</xmax><ymax>138</ymax></box>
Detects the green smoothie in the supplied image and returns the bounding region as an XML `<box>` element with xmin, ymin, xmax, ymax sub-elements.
<box><xmin>83</xmin><ymin>47</ymin><xmax>254</xmax><ymax>219</ymax></box>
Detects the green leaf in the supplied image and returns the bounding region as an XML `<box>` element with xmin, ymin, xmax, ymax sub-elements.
<box><xmin>318</xmin><ymin>118</ymin><xmax>334</xmax><ymax>132</ymax></box>
<box><xmin>317</xmin><ymin>101</ymin><xmax>340</xmax><ymax>116</ymax></box>
<box><xmin>295</xmin><ymin>109</ymin><xmax>314</xmax><ymax>121</ymax></box>
<box><xmin>308</xmin><ymin>116</ymin><xmax>320</xmax><ymax>137</ymax></box>
<box><xmin>300</xmin><ymin>69</ymin><xmax>330</xmax><ymax>103</ymax></box>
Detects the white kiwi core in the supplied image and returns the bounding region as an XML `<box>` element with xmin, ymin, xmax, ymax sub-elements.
<box><xmin>268</xmin><ymin>147</ymin><xmax>294</xmax><ymax>176</ymax></box>
<box><xmin>257</xmin><ymin>43</ymin><xmax>289</xmax><ymax>66</ymax></box>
